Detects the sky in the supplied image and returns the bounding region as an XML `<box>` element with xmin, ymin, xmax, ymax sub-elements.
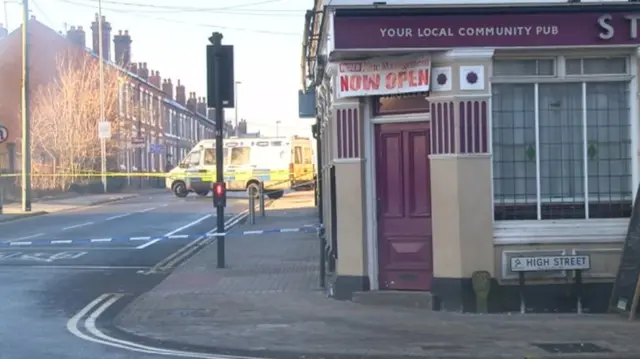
<box><xmin>2</xmin><ymin>0</ymin><xmax>314</xmax><ymax>138</ymax></box>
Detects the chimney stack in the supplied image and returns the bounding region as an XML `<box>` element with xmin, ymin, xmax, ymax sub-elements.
<box><xmin>66</xmin><ymin>25</ymin><xmax>86</xmax><ymax>49</ymax></box>
<box><xmin>175</xmin><ymin>80</ymin><xmax>186</xmax><ymax>105</ymax></box>
<box><xmin>129</xmin><ymin>62</ymin><xmax>138</xmax><ymax>75</ymax></box>
<box><xmin>91</xmin><ymin>13</ymin><xmax>112</xmax><ymax>61</ymax></box>
<box><xmin>137</xmin><ymin>62</ymin><xmax>149</xmax><ymax>80</ymax></box>
<box><xmin>149</xmin><ymin>70</ymin><xmax>161</xmax><ymax>88</ymax></box>
<box><xmin>113</xmin><ymin>29</ymin><xmax>132</xmax><ymax>67</ymax></box>
<box><xmin>186</xmin><ymin>92</ymin><xmax>197</xmax><ymax>112</ymax></box>
<box><xmin>162</xmin><ymin>79</ymin><xmax>174</xmax><ymax>99</ymax></box>
<box><xmin>196</xmin><ymin>97</ymin><xmax>207</xmax><ymax>115</ymax></box>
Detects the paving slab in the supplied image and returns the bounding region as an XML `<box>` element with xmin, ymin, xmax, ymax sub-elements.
<box><xmin>114</xmin><ymin>192</ymin><xmax>640</xmax><ymax>359</ymax></box>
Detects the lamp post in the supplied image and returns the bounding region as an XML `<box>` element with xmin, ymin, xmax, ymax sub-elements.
<box><xmin>98</xmin><ymin>0</ymin><xmax>107</xmax><ymax>193</ymax></box>
<box><xmin>21</xmin><ymin>0</ymin><xmax>31</xmax><ymax>211</ymax></box>
<box><xmin>276</xmin><ymin>120</ymin><xmax>281</xmax><ymax>138</ymax></box>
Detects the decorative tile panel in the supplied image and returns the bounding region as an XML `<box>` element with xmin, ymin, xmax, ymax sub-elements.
<box><xmin>459</xmin><ymin>100</ymin><xmax>489</xmax><ymax>154</ymax></box>
<box><xmin>430</xmin><ymin>101</ymin><xmax>455</xmax><ymax>155</ymax></box>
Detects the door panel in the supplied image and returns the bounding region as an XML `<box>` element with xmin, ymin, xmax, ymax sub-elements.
<box><xmin>376</xmin><ymin>122</ymin><xmax>433</xmax><ymax>291</ymax></box>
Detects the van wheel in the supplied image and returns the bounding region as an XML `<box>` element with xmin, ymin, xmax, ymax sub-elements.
<box><xmin>172</xmin><ymin>181</ymin><xmax>188</xmax><ymax>198</ymax></box>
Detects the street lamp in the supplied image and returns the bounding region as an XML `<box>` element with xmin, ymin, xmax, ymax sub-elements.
<box><xmin>234</xmin><ymin>81</ymin><xmax>241</xmax><ymax>136</ymax></box>
<box><xmin>98</xmin><ymin>0</ymin><xmax>107</xmax><ymax>193</ymax></box>
<box><xmin>276</xmin><ymin>120</ymin><xmax>281</xmax><ymax>138</ymax></box>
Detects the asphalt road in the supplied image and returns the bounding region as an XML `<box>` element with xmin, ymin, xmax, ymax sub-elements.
<box><xmin>0</xmin><ymin>192</ymin><xmax>249</xmax><ymax>359</ymax></box>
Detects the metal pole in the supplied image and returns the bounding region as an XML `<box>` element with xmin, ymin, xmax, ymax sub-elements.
<box><xmin>0</xmin><ymin>182</ymin><xmax>4</xmax><ymax>215</ymax></box>
<box><xmin>234</xmin><ymin>81</ymin><xmax>240</xmax><ymax>137</ymax></box>
<box><xmin>98</xmin><ymin>1</ymin><xmax>107</xmax><ymax>193</ymax></box>
<box><xmin>21</xmin><ymin>0</ymin><xmax>31</xmax><ymax>212</ymax></box>
<box><xmin>211</xmin><ymin>32</ymin><xmax>226</xmax><ymax>269</ymax></box>
<box><xmin>136</xmin><ymin>82</ymin><xmax>142</xmax><ymax>188</ymax></box>
<box><xmin>249</xmin><ymin>195</ymin><xmax>255</xmax><ymax>224</ymax></box>
<box><xmin>259</xmin><ymin>181</ymin><xmax>265</xmax><ymax>217</ymax></box>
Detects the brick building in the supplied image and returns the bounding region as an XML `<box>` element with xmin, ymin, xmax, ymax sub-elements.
<box><xmin>0</xmin><ymin>15</ymin><xmax>217</xmax><ymax>181</ymax></box>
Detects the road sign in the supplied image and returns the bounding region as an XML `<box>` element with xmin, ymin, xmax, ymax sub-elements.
<box><xmin>510</xmin><ymin>255</ymin><xmax>590</xmax><ymax>272</ymax></box>
<box><xmin>149</xmin><ymin>143</ymin><xmax>165</xmax><ymax>154</ymax></box>
<box><xmin>98</xmin><ymin>121</ymin><xmax>111</xmax><ymax>139</ymax></box>
<box><xmin>0</xmin><ymin>125</ymin><xmax>8</xmax><ymax>143</ymax></box>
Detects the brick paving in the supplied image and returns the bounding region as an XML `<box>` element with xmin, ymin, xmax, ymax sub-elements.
<box><xmin>115</xmin><ymin>192</ymin><xmax>640</xmax><ymax>359</ymax></box>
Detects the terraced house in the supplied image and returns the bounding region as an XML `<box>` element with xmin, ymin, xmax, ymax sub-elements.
<box><xmin>0</xmin><ymin>15</ymin><xmax>217</xmax><ymax>184</ymax></box>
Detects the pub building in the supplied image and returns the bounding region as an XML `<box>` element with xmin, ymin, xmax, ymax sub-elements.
<box><xmin>307</xmin><ymin>0</ymin><xmax>640</xmax><ymax>312</ymax></box>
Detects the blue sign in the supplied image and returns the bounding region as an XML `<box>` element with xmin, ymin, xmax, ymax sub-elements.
<box><xmin>298</xmin><ymin>89</ymin><xmax>316</xmax><ymax>118</ymax></box>
<box><xmin>149</xmin><ymin>143</ymin><xmax>165</xmax><ymax>154</ymax></box>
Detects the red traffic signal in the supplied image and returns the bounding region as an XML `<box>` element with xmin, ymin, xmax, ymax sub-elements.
<box><xmin>213</xmin><ymin>182</ymin><xmax>226</xmax><ymax>207</ymax></box>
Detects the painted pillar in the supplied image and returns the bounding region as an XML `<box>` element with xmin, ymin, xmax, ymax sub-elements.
<box><xmin>429</xmin><ymin>48</ymin><xmax>495</xmax><ymax>312</ymax></box>
<box><xmin>328</xmin><ymin>97</ymin><xmax>370</xmax><ymax>300</ymax></box>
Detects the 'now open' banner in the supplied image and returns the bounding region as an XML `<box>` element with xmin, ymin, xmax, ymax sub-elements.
<box><xmin>337</xmin><ymin>55</ymin><xmax>431</xmax><ymax>98</ymax></box>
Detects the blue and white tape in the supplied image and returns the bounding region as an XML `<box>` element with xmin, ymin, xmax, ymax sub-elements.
<box><xmin>0</xmin><ymin>225</ymin><xmax>320</xmax><ymax>247</ymax></box>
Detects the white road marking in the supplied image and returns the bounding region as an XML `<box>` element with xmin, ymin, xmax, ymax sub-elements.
<box><xmin>12</xmin><ymin>233</ymin><xmax>44</xmax><ymax>241</ymax></box>
<box><xmin>90</xmin><ymin>238</ymin><xmax>112</xmax><ymax>242</ymax></box>
<box><xmin>51</xmin><ymin>240</ymin><xmax>73</xmax><ymax>244</ymax></box>
<box><xmin>137</xmin><ymin>207</ymin><xmax>158</xmax><ymax>213</ymax></box>
<box><xmin>167</xmin><ymin>234</ymin><xmax>189</xmax><ymax>239</ymax></box>
<box><xmin>163</xmin><ymin>214</ymin><xmax>212</xmax><ymax>237</ymax></box>
<box><xmin>135</xmin><ymin>238</ymin><xmax>162</xmax><ymax>249</ymax></box>
<box><xmin>105</xmin><ymin>204</ymin><xmax>165</xmax><ymax>221</ymax></box>
<box><xmin>130</xmin><ymin>236</ymin><xmax>151</xmax><ymax>241</ymax></box>
<box><xmin>62</xmin><ymin>222</ymin><xmax>94</xmax><ymax>230</ymax></box>
<box><xmin>68</xmin><ymin>293</ymin><xmax>262</xmax><ymax>358</ymax></box>
<box><xmin>105</xmin><ymin>213</ymin><xmax>132</xmax><ymax>221</ymax></box>
<box><xmin>10</xmin><ymin>241</ymin><xmax>32</xmax><ymax>246</ymax></box>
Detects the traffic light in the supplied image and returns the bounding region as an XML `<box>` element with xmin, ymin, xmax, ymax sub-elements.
<box><xmin>213</xmin><ymin>182</ymin><xmax>226</xmax><ymax>207</ymax></box>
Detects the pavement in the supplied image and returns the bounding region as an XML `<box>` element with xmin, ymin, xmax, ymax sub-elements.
<box><xmin>0</xmin><ymin>189</ymin><xmax>251</xmax><ymax>359</ymax></box>
<box><xmin>112</xmin><ymin>191</ymin><xmax>640</xmax><ymax>359</ymax></box>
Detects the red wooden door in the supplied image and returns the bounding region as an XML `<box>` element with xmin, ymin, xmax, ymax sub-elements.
<box><xmin>375</xmin><ymin>122</ymin><xmax>433</xmax><ymax>290</ymax></box>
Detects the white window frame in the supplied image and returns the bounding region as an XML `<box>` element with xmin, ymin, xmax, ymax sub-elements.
<box><xmin>491</xmin><ymin>53</ymin><xmax>638</xmax><ymax>245</ymax></box>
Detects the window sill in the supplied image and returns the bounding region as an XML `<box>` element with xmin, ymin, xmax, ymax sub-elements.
<box><xmin>493</xmin><ymin>218</ymin><xmax>628</xmax><ymax>245</ymax></box>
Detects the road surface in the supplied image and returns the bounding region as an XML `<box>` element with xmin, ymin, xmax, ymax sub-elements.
<box><xmin>0</xmin><ymin>192</ymin><xmax>248</xmax><ymax>359</ymax></box>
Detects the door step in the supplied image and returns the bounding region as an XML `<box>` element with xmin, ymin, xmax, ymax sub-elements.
<box><xmin>352</xmin><ymin>291</ymin><xmax>434</xmax><ymax>309</ymax></box>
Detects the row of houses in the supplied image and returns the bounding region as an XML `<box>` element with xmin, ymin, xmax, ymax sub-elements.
<box><xmin>0</xmin><ymin>14</ymin><xmax>234</xmax><ymax>177</ymax></box>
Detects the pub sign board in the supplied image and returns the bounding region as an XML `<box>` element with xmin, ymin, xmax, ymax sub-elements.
<box><xmin>611</xmin><ymin>182</ymin><xmax>640</xmax><ymax>317</ymax></box>
<box><xmin>333</xmin><ymin>6</ymin><xmax>640</xmax><ymax>50</ymax></box>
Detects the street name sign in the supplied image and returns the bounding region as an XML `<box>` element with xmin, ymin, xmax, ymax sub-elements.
<box><xmin>511</xmin><ymin>255</ymin><xmax>590</xmax><ymax>272</ymax></box>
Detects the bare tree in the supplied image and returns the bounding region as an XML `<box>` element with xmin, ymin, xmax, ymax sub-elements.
<box><xmin>30</xmin><ymin>52</ymin><xmax>126</xmax><ymax>191</ymax></box>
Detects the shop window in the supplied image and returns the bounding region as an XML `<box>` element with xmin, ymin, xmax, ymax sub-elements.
<box><xmin>493</xmin><ymin>59</ymin><xmax>555</xmax><ymax>77</ymax></box>
<box><xmin>492</xmin><ymin>82</ymin><xmax>631</xmax><ymax>221</ymax></box>
<box><xmin>565</xmin><ymin>57</ymin><xmax>627</xmax><ymax>76</ymax></box>
<box><xmin>373</xmin><ymin>93</ymin><xmax>429</xmax><ymax>116</ymax></box>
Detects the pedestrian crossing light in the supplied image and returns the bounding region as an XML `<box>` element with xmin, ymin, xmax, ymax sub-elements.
<box><xmin>213</xmin><ymin>182</ymin><xmax>226</xmax><ymax>208</ymax></box>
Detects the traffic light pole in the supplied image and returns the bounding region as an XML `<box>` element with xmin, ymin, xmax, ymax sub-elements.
<box><xmin>211</xmin><ymin>32</ymin><xmax>226</xmax><ymax>269</ymax></box>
